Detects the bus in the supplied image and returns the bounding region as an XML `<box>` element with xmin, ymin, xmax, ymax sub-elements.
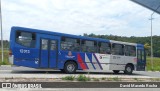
<box><xmin>9</xmin><ymin>26</ymin><xmax>146</xmax><ymax>74</ymax></box>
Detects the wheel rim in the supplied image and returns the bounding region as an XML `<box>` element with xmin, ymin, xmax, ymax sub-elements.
<box><xmin>126</xmin><ymin>66</ymin><xmax>132</xmax><ymax>72</ymax></box>
<box><xmin>67</xmin><ymin>64</ymin><xmax>75</xmax><ymax>72</ymax></box>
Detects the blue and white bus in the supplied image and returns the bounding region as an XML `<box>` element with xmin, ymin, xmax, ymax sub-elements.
<box><xmin>9</xmin><ymin>26</ymin><xmax>146</xmax><ymax>74</ymax></box>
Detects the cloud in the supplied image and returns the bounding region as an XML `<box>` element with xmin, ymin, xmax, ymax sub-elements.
<box><xmin>1</xmin><ymin>0</ymin><xmax>160</xmax><ymax>40</ymax></box>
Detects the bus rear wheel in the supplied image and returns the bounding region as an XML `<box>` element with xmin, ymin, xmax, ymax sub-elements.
<box><xmin>64</xmin><ymin>61</ymin><xmax>77</xmax><ymax>74</ymax></box>
<box><xmin>113</xmin><ymin>70</ymin><xmax>120</xmax><ymax>74</ymax></box>
<box><xmin>124</xmin><ymin>65</ymin><xmax>133</xmax><ymax>75</ymax></box>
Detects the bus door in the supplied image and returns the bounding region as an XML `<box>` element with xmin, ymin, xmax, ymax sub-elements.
<box><xmin>136</xmin><ymin>49</ymin><xmax>146</xmax><ymax>71</ymax></box>
<box><xmin>40</xmin><ymin>36</ymin><xmax>59</xmax><ymax>68</ymax></box>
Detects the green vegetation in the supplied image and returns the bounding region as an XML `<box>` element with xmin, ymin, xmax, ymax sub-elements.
<box><xmin>92</xmin><ymin>78</ymin><xmax>99</xmax><ymax>81</ymax></box>
<box><xmin>146</xmin><ymin>57</ymin><xmax>160</xmax><ymax>71</ymax></box>
<box><xmin>151</xmin><ymin>78</ymin><xmax>160</xmax><ymax>81</ymax></box>
<box><xmin>0</xmin><ymin>49</ymin><xmax>10</xmax><ymax>65</ymax></box>
<box><xmin>149</xmin><ymin>78</ymin><xmax>160</xmax><ymax>82</ymax></box>
<box><xmin>133</xmin><ymin>78</ymin><xmax>138</xmax><ymax>81</ymax></box>
<box><xmin>62</xmin><ymin>75</ymin><xmax>91</xmax><ymax>81</ymax></box>
<box><xmin>0</xmin><ymin>40</ymin><xmax>10</xmax><ymax>65</ymax></box>
<box><xmin>62</xmin><ymin>75</ymin><xmax>75</xmax><ymax>81</ymax></box>
<box><xmin>107</xmin><ymin>77</ymin><xmax>113</xmax><ymax>81</ymax></box>
<box><xmin>112</xmin><ymin>77</ymin><xmax>121</xmax><ymax>81</ymax></box>
<box><xmin>101</xmin><ymin>77</ymin><xmax>106</xmax><ymax>80</ymax></box>
<box><xmin>77</xmin><ymin>75</ymin><xmax>91</xmax><ymax>81</ymax></box>
<box><xmin>133</xmin><ymin>78</ymin><xmax>141</xmax><ymax>82</ymax></box>
<box><xmin>61</xmin><ymin>75</ymin><xmax>160</xmax><ymax>82</ymax></box>
<box><xmin>0</xmin><ymin>40</ymin><xmax>9</xmax><ymax>48</ymax></box>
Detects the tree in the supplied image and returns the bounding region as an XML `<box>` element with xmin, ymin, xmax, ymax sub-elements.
<box><xmin>144</xmin><ymin>43</ymin><xmax>151</xmax><ymax>56</ymax></box>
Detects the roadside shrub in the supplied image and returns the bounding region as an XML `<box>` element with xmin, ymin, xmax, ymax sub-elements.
<box><xmin>0</xmin><ymin>61</ymin><xmax>8</xmax><ymax>65</ymax></box>
<box><xmin>112</xmin><ymin>77</ymin><xmax>120</xmax><ymax>81</ymax></box>
<box><xmin>77</xmin><ymin>75</ymin><xmax>90</xmax><ymax>81</ymax></box>
<box><xmin>62</xmin><ymin>75</ymin><xmax>75</xmax><ymax>81</ymax></box>
<box><xmin>101</xmin><ymin>77</ymin><xmax>106</xmax><ymax>80</ymax></box>
<box><xmin>93</xmin><ymin>78</ymin><xmax>99</xmax><ymax>81</ymax></box>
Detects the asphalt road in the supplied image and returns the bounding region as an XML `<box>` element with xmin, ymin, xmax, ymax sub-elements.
<box><xmin>1</xmin><ymin>66</ymin><xmax>160</xmax><ymax>91</ymax></box>
<box><xmin>0</xmin><ymin>66</ymin><xmax>160</xmax><ymax>78</ymax></box>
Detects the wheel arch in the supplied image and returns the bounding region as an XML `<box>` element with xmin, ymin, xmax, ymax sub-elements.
<box><xmin>125</xmin><ymin>63</ymin><xmax>134</xmax><ymax>70</ymax></box>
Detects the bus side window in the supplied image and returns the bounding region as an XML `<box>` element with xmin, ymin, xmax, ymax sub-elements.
<box><xmin>73</xmin><ymin>39</ymin><xmax>80</xmax><ymax>51</ymax></box>
<box><xmin>61</xmin><ymin>37</ymin><xmax>80</xmax><ymax>51</ymax></box>
<box><xmin>137</xmin><ymin>50</ymin><xmax>141</xmax><ymax>60</ymax></box>
<box><xmin>111</xmin><ymin>43</ymin><xmax>124</xmax><ymax>55</ymax></box>
<box><xmin>41</xmin><ymin>39</ymin><xmax>48</xmax><ymax>50</ymax></box>
<box><xmin>142</xmin><ymin>50</ymin><xmax>144</xmax><ymax>61</ymax></box>
<box><xmin>98</xmin><ymin>42</ymin><xmax>111</xmax><ymax>54</ymax></box>
<box><xmin>81</xmin><ymin>40</ymin><xmax>97</xmax><ymax>53</ymax></box>
<box><xmin>50</xmin><ymin>40</ymin><xmax>57</xmax><ymax>50</ymax></box>
<box><xmin>125</xmin><ymin>45</ymin><xmax>136</xmax><ymax>56</ymax></box>
<box><xmin>16</xmin><ymin>31</ymin><xmax>36</xmax><ymax>48</ymax></box>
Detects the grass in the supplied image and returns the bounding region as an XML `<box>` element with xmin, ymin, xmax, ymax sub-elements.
<box><xmin>62</xmin><ymin>75</ymin><xmax>75</xmax><ymax>81</ymax></box>
<box><xmin>146</xmin><ymin>57</ymin><xmax>160</xmax><ymax>71</ymax></box>
<box><xmin>61</xmin><ymin>75</ymin><xmax>91</xmax><ymax>81</ymax></box>
<box><xmin>133</xmin><ymin>78</ymin><xmax>138</xmax><ymax>81</ymax></box>
<box><xmin>107</xmin><ymin>77</ymin><xmax>113</xmax><ymax>81</ymax></box>
<box><xmin>77</xmin><ymin>75</ymin><xmax>91</xmax><ymax>81</ymax></box>
<box><xmin>151</xmin><ymin>78</ymin><xmax>160</xmax><ymax>81</ymax></box>
<box><xmin>0</xmin><ymin>50</ymin><xmax>10</xmax><ymax>65</ymax></box>
<box><xmin>133</xmin><ymin>78</ymin><xmax>142</xmax><ymax>82</ymax></box>
<box><xmin>112</xmin><ymin>77</ymin><xmax>121</xmax><ymax>81</ymax></box>
<box><xmin>101</xmin><ymin>77</ymin><xmax>106</xmax><ymax>80</ymax></box>
<box><xmin>149</xmin><ymin>78</ymin><xmax>160</xmax><ymax>82</ymax></box>
<box><xmin>92</xmin><ymin>78</ymin><xmax>99</xmax><ymax>81</ymax></box>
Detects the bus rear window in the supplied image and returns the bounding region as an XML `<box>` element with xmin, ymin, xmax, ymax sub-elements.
<box><xmin>16</xmin><ymin>31</ymin><xmax>36</xmax><ymax>48</ymax></box>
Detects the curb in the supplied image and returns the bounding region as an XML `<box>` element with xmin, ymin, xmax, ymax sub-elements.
<box><xmin>147</xmin><ymin>71</ymin><xmax>160</xmax><ymax>72</ymax></box>
<box><xmin>155</xmin><ymin>71</ymin><xmax>160</xmax><ymax>72</ymax></box>
<box><xmin>0</xmin><ymin>77</ymin><xmax>160</xmax><ymax>82</ymax></box>
<box><xmin>0</xmin><ymin>65</ymin><xmax>12</xmax><ymax>67</ymax></box>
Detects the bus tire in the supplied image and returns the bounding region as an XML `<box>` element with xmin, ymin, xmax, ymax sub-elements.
<box><xmin>124</xmin><ymin>65</ymin><xmax>133</xmax><ymax>75</ymax></box>
<box><xmin>60</xmin><ymin>69</ymin><xmax>65</xmax><ymax>73</ymax></box>
<box><xmin>113</xmin><ymin>70</ymin><xmax>120</xmax><ymax>74</ymax></box>
<box><xmin>64</xmin><ymin>61</ymin><xmax>77</xmax><ymax>74</ymax></box>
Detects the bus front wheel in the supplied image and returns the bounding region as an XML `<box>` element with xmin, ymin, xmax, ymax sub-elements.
<box><xmin>124</xmin><ymin>65</ymin><xmax>133</xmax><ymax>75</ymax></box>
<box><xmin>64</xmin><ymin>61</ymin><xmax>77</xmax><ymax>74</ymax></box>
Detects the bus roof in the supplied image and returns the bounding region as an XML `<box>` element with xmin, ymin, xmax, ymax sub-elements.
<box><xmin>11</xmin><ymin>26</ymin><xmax>143</xmax><ymax>46</ymax></box>
<box><xmin>110</xmin><ymin>40</ymin><xmax>137</xmax><ymax>46</ymax></box>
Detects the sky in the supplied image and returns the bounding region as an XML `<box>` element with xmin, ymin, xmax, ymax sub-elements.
<box><xmin>1</xmin><ymin>0</ymin><xmax>160</xmax><ymax>40</ymax></box>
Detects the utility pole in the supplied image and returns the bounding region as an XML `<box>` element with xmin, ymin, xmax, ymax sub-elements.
<box><xmin>0</xmin><ymin>0</ymin><xmax>3</xmax><ymax>63</ymax></box>
<box><xmin>149</xmin><ymin>13</ymin><xmax>154</xmax><ymax>70</ymax></box>
<box><xmin>148</xmin><ymin>4</ymin><xmax>160</xmax><ymax>70</ymax></box>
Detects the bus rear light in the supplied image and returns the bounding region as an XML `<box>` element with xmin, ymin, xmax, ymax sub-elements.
<box><xmin>9</xmin><ymin>49</ymin><xmax>12</xmax><ymax>56</ymax></box>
